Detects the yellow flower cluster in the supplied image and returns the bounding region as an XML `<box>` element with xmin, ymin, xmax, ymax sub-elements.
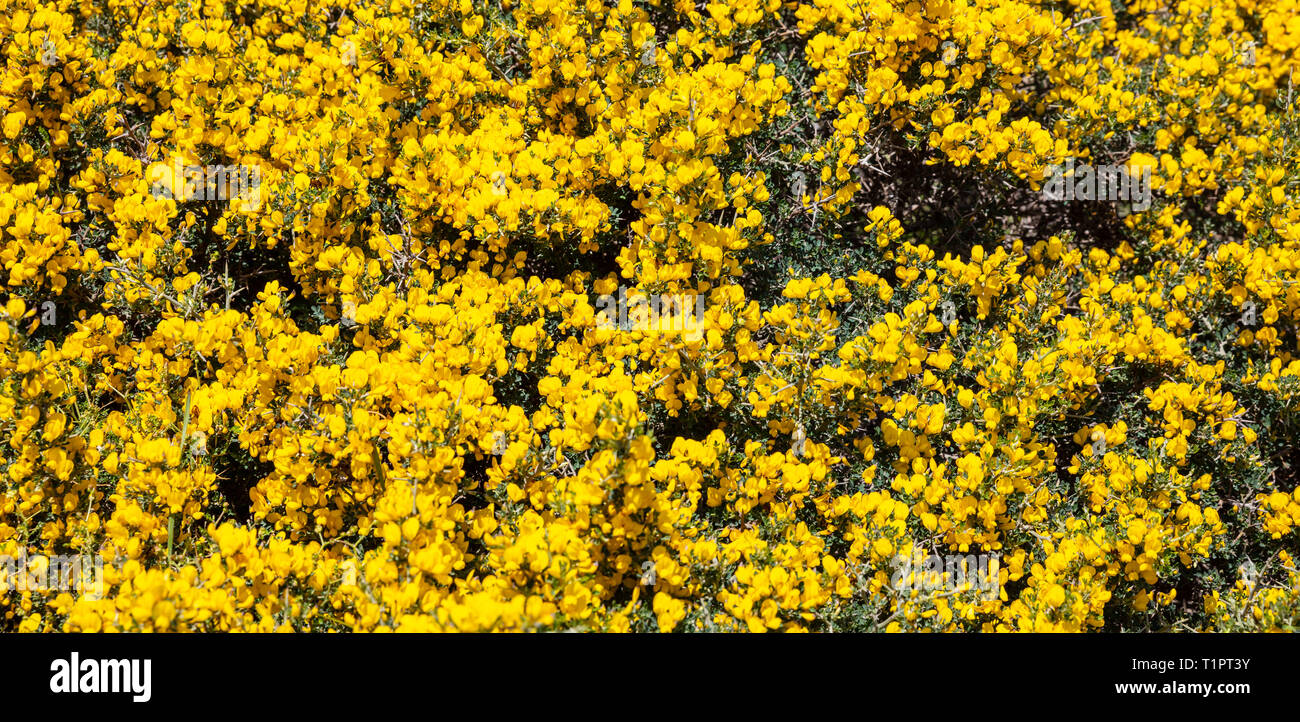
<box><xmin>1</xmin><ymin>0</ymin><xmax>1298</xmax><ymax>632</ymax></box>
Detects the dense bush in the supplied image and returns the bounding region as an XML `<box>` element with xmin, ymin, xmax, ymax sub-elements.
<box><xmin>1</xmin><ymin>0</ymin><xmax>1298</xmax><ymax>632</ymax></box>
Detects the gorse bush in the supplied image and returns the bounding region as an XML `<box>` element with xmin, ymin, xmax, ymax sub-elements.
<box><xmin>1</xmin><ymin>0</ymin><xmax>1298</xmax><ymax>632</ymax></box>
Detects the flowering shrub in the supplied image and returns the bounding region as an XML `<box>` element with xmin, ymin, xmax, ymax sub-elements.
<box><xmin>1</xmin><ymin>0</ymin><xmax>1298</xmax><ymax>633</ymax></box>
